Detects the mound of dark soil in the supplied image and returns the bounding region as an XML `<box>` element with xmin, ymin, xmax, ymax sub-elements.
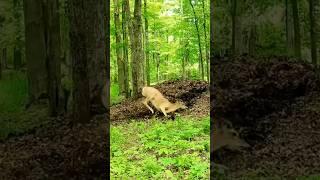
<box><xmin>111</xmin><ymin>80</ymin><xmax>209</xmax><ymax>121</ymax></box>
<box><xmin>0</xmin><ymin>114</ymin><xmax>108</xmax><ymax>179</ymax></box>
<box><xmin>211</xmin><ymin>56</ymin><xmax>320</xmax><ymax>178</ymax></box>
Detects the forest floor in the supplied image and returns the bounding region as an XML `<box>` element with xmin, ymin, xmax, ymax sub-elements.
<box><xmin>110</xmin><ymin>80</ymin><xmax>210</xmax><ymax>178</ymax></box>
<box><xmin>0</xmin><ymin>78</ymin><xmax>209</xmax><ymax>179</ymax></box>
<box><xmin>212</xmin><ymin>55</ymin><xmax>320</xmax><ymax>179</ymax></box>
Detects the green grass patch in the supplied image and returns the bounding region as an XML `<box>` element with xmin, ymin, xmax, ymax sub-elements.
<box><xmin>0</xmin><ymin>70</ymin><xmax>48</xmax><ymax>140</ymax></box>
<box><xmin>0</xmin><ymin>70</ymin><xmax>28</xmax><ymax>113</ymax></box>
<box><xmin>111</xmin><ymin>116</ymin><xmax>210</xmax><ymax>179</ymax></box>
<box><xmin>110</xmin><ymin>83</ymin><xmax>125</xmax><ymax>105</ymax></box>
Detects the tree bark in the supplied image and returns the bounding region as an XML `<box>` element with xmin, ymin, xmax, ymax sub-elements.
<box><xmin>144</xmin><ymin>0</ymin><xmax>150</xmax><ymax>86</ymax></box>
<box><xmin>68</xmin><ymin>0</ymin><xmax>91</xmax><ymax>123</ymax></box>
<box><xmin>0</xmin><ymin>50</ymin><xmax>2</xmax><ymax>79</ymax></box>
<box><xmin>189</xmin><ymin>0</ymin><xmax>204</xmax><ymax>80</ymax></box>
<box><xmin>23</xmin><ymin>0</ymin><xmax>48</xmax><ymax>105</ymax></box>
<box><xmin>13</xmin><ymin>47</ymin><xmax>22</xmax><ymax>70</ymax></box>
<box><xmin>291</xmin><ymin>0</ymin><xmax>302</xmax><ymax>59</ymax></box>
<box><xmin>114</xmin><ymin>0</ymin><xmax>125</xmax><ymax>97</ymax></box>
<box><xmin>122</xmin><ymin>0</ymin><xmax>130</xmax><ymax>97</ymax></box>
<box><xmin>2</xmin><ymin>48</ymin><xmax>7</xmax><ymax>69</ymax></box>
<box><xmin>44</xmin><ymin>0</ymin><xmax>63</xmax><ymax>116</ymax></box>
<box><xmin>131</xmin><ymin>0</ymin><xmax>144</xmax><ymax>98</ymax></box>
<box><xmin>286</xmin><ymin>0</ymin><xmax>295</xmax><ymax>56</ymax></box>
<box><xmin>201</xmin><ymin>0</ymin><xmax>209</xmax><ymax>81</ymax></box>
<box><xmin>309</xmin><ymin>0</ymin><xmax>317</xmax><ymax>65</ymax></box>
<box><xmin>231</xmin><ymin>0</ymin><xmax>237</xmax><ymax>56</ymax></box>
<box><xmin>86</xmin><ymin>0</ymin><xmax>108</xmax><ymax>114</ymax></box>
<box><xmin>248</xmin><ymin>25</ymin><xmax>256</xmax><ymax>56</ymax></box>
<box><xmin>13</xmin><ymin>0</ymin><xmax>23</xmax><ymax>70</ymax></box>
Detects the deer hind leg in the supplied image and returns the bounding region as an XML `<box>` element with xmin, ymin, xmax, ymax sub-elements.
<box><xmin>142</xmin><ymin>98</ymin><xmax>154</xmax><ymax>114</ymax></box>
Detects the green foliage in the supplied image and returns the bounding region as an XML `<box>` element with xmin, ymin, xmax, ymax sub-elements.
<box><xmin>110</xmin><ymin>0</ymin><xmax>210</xmax><ymax>86</ymax></box>
<box><xmin>0</xmin><ymin>70</ymin><xmax>27</xmax><ymax>113</ymax></box>
<box><xmin>111</xmin><ymin>116</ymin><xmax>210</xmax><ymax>179</ymax></box>
<box><xmin>0</xmin><ymin>70</ymin><xmax>48</xmax><ymax>140</ymax></box>
<box><xmin>110</xmin><ymin>83</ymin><xmax>125</xmax><ymax>105</ymax></box>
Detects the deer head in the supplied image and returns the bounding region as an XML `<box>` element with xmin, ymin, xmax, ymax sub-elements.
<box><xmin>211</xmin><ymin>121</ymin><xmax>250</xmax><ymax>152</ymax></box>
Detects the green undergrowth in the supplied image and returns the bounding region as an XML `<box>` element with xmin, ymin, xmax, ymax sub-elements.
<box><xmin>110</xmin><ymin>83</ymin><xmax>125</xmax><ymax>105</ymax></box>
<box><xmin>0</xmin><ymin>70</ymin><xmax>48</xmax><ymax>140</ymax></box>
<box><xmin>0</xmin><ymin>70</ymin><xmax>27</xmax><ymax>113</ymax></box>
<box><xmin>111</xmin><ymin>116</ymin><xmax>210</xmax><ymax>179</ymax></box>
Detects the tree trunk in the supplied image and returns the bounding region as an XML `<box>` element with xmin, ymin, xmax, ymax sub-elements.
<box><xmin>201</xmin><ymin>0</ymin><xmax>209</xmax><ymax>81</ymax></box>
<box><xmin>291</xmin><ymin>0</ymin><xmax>302</xmax><ymax>59</ymax></box>
<box><xmin>130</xmin><ymin>0</ymin><xmax>144</xmax><ymax>98</ymax></box>
<box><xmin>68</xmin><ymin>0</ymin><xmax>91</xmax><ymax>123</ymax></box>
<box><xmin>44</xmin><ymin>0</ymin><xmax>62</xmax><ymax>116</ymax></box>
<box><xmin>231</xmin><ymin>0</ymin><xmax>237</xmax><ymax>56</ymax></box>
<box><xmin>182</xmin><ymin>42</ymin><xmax>188</xmax><ymax>80</ymax></box>
<box><xmin>13</xmin><ymin>0</ymin><xmax>23</xmax><ymax>70</ymax></box>
<box><xmin>122</xmin><ymin>0</ymin><xmax>130</xmax><ymax>97</ymax></box>
<box><xmin>286</xmin><ymin>0</ymin><xmax>295</xmax><ymax>56</ymax></box>
<box><xmin>189</xmin><ymin>0</ymin><xmax>204</xmax><ymax>80</ymax></box>
<box><xmin>144</xmin><ymin>0</ymin><xmax>150</xmax><ymax>86</ymax></box>
<box><xmin>156</xmin><ymin>53</ymin><xmax>160</xmax><ymax>82</ymax></box>
<box><xmin>210</xmin><ymin>0</ymin><xmax>213</xmax><ymax>83</ymax></box>
<box><xmin>23</xmin><ymin>0</ymin><xmax>48</xmax><ymax>105</ymax></box>
<box><xmin>2</xmin><ymin>48</ymin><xmax>7</xmax><ymax>69</ymax></box>
<box><xmin>13</xmin><ymin>47</ymin><xmax>22</xmax><ymax>70</ymax></box>
<box><xmin>0</xmin><ymin>51</ymin><xmax>2</xmax><ymax>79</ymax></box>
<box><xmin>86</xmin><ymin>0</ymin><xmax>108</xmax><ymax>114</ymax></box>
<box><xmin>248</xmin><ymin>25</ymin><xmax>256</xmax><ymax>56</ymax></box>
<box><xmin>114</xmin><ymin>0</ymin><xmax>125</xmax><ymax>96</ymax></box>
<box><xmin>309</xmin><ymin>0</ymin><xmax>317</xmax><ymax>65</ymax></box>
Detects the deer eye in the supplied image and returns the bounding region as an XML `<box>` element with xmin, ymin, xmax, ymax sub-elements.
<box><xmin>232</xmin><ymin>132</ymin><xmax>237</xmax><ymax>136</ymax></box>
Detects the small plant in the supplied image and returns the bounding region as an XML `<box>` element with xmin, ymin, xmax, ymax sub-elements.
<box><xmin>111</xmin><ymin>116</ymin><xmax>210</xmax><ymax>179</ymax></box>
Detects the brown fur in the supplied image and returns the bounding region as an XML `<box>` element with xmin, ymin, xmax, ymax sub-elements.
<box><xmin>142</xmin><ymin>86</ymin><xmax>187</xmax><ymax>116</ymax></box>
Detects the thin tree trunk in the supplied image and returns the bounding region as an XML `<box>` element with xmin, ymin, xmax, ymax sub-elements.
<box><xmin>130</xmin><ymin>0</ymin><xmax>144</xmax><ymax>98</ymax></box>
<box><xmin>156</xmin><ymin>53</ymin><xmax>160</xmax><ymax>82</ymax></box>
<box><xmin>122</xmin><ymin>0</ymin><xmax>130</xmax><ymax>97</ymax></box>
<box><xmin>201</xmin><ymin>0</ymin><xmax>209</xmax><ymax>81</ymax></box>
<box><xmin>2</xmin><ymin>48</ymin><xmax>7</xmax><ymax>69</ymax></box>
<box><xmin>13</xmin><ymin>47</ymin><xmax>22</xmax><ymax>70</ymax></box>
<box><xmin>86</xmin><ymin>0</ymin><xmax>108</xmax><ymax>114</ymax></box>
<box><xmin>291</xmin><ymin>0</ymin><xmax>302</xmax><ymax>59</ymax></box>
<box><xmin>286</xmin><ymin>0</ymin><xmax>295</xmax><ymax>56</ymax></box>
<box><xmin>210</xmin><ymin>0</ymin><xmax>213</xmax><ymax>83</ymax></box>
<box><xmin>0</xmin><ymin>51</ymin><xmax>2</xmax><ymax>79</ymax></box>
<box><xmin>144</xmin><ymin>0</ymin><xmax>150</xmax><ymax>86</ymax></box>
<box><xmin>231</xmin><ymin>0</ymin><xmax>237</xmax><ymax>56</ymax></box>
<box><xmin>309</xmin><ymin>0</ymin><xmax>317</xmax><ymax>65</ymax></box>
<box><xmin>44</xmin><ymin>0</ymin><xmax>63</xmax><ymax>116</ymax></box>
<box><xmin>23</xmin><ymin>0</ymin><xmax>48</xmax><ymax>106</ymax></box>
<box><xmin>114</xmin><ymin>0</ymin><xmax>125</xmax><ymax>96</ymax></box>
<box><xmin>68</xmin><ymin>0</ymin><xmax>91</xmax><ymax>123</ymax></box>
<box><xmin>189</xmin><ymin>0</ymin><xmax>204</xmax><ymax>80</ymax></box>
<box><xmin>13</xmin><ymin>0</ymin><xmax>23</xmax><ymax>70</ymax></box>
<box><xmin>248</xmin><ymin>25</ymin><xmax>256</xmax><ymax>56</ymax></box>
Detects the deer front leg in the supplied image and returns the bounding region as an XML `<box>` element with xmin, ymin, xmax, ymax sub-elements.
<box><xmin>160</xmin><ymin>106</ymin><xmax>168</xmax><ymax>117</ymax></box>
<box><xmin>142</xmin><ymin>98</ymin><xmax>154</xmax><ymax>114</ymax></box>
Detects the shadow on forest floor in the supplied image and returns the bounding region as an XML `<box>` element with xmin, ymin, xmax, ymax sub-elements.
<box><xmin>211</xmin><ymin>55</ymin><xmax>320</xmax><ymax>179</ymax></box>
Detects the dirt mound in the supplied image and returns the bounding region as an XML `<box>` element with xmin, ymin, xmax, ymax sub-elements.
<box><xmin>111</xmin><ymin>80</ymin><xmax>209</xmax><ymax>121</ymax></box>
<box><xmin>212</xmin><ymin>56</ymin><xmax>320</xmax><ymax>178</ymax></box>
<box><xmin>0</xmin><ymin>114</ymin><xmax>108</xmax><ymax>179</ymax></box>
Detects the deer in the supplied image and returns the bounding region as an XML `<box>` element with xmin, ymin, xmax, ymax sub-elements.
<box><xmin>141</xmin><ymin>86</ymin><xmax>187</xmax><ymax>116</ymax></box>
<box><xmin>211</xmin><ymin>120</ymin><xmax>250</xmax><ymax>152</ymax></box>
<box><xmin>211</xmin><ymin>120</ymin><xmax>250</xmax><ymax>170</ymax></box>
